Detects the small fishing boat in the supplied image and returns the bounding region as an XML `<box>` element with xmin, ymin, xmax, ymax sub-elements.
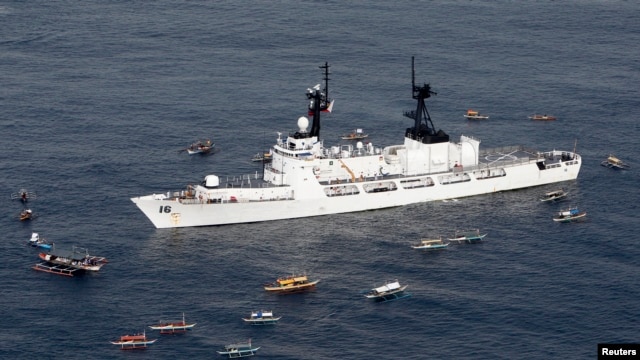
<box><xmin>111</xmin><ymin>331</ymin><xmax>157</xmax><ymax>350</ymax></box>
<box><xmin>217</xmin><ymin>339</ymin><xmax>260</xmax><ymax>358</ymax></box>
<box><xmin>529</xmin><ymin>114</ymin><xmax>557</xmax><ymax>121</ymax></box>
<box><xmin>149</xmin><ymin>313</ymin><xmax>196</xmax><ymax>334</ymax></box>
<box><xmin>33</xmin><ymin>245</ymin><xmax>108</xmax><ymax>276</ymax></box>
<box><xmin>553</xmin><ymin>207</ymin><xmax>587</xmax><ymax>223</ymax></box>
<box><xmin>19</xmin><ymin>209</ymin><xmax>33</xmax><ymax>221</ymax></box>
<box><xmin>341</xmin><ymin>128</ymin><xmax>368</xmax><ymax>140</ymax></box>
<box><xmin>448</xmin><ymin>229</ymin><xmax>487</xmax><ymax>243</ymax></box>
<box><xmin>242</xmin><ymin>310</ymin><xmax>281</xmax><ymax>325</ymax></box>
<box><xmin>11</xmin><ymin>188</ymin><xmax>36</xmax><ymax>202</ymax></box>
<box><xmin>264</xmin><ymin>274</ymin><xmax>319</xmax><ymax>294</ymax></box>
<box><xmin>411</xmin><ymin>237</ymin><xmax>448</xmax><ymax>250</ymax></box>
<box><xmin>601</xmin><ymin>154</ymin><xmax>630</xmax><ymax>170</ymax></box>
<box><xmin>540</xmin><ymin>189</ymin><xmax>567</xmax><ymax>202</ymax></box>
<box><xmin>28</xmin><ymin>232</ymin><xmax>53</xmax><ymax>250</ymax></box>
<box><xmin>463</xmin><ymin>109</ymin><xmax>489</xmax><ymax>120</ymax></box>
<box><xmin>364</xmin><ymin>280</ymin><xmax>410</xmax><ymax>302</ymax></box>
<box><xmin>184</xmin><ymin>139</ymin><xmax>214</xmax><ymax>155</ymax></box>
<box><xmin>251</xmin><ymin>151</ymin><xmax>272</xmax><ymax>162</ymax></box>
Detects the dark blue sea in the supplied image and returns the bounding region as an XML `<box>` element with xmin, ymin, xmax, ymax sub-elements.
<box><xmin>2</xmin><ymin>1</ymin><xmax>639</xmax><ymax>359</ymax></box>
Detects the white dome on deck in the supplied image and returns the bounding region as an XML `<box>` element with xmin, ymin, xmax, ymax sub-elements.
<box><xmin>297</xmin><ymin>116</ymin><xmax>309</xmax><ymax>132</ymax></box>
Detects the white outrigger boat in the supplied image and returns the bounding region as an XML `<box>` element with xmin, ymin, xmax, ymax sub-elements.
<box><xmin>448</xmin><ymin>229</ymin><xmax>487</xmax><ymax>243</ymax></box>
<box><xmin>540</xmin><ymin>189</ymin><xmax>567</xmax><ymax>202</ymax></box>
<box><xmin>217</xmin><ymin>339</ymin><xmax>260</xmax><ymax>358</ymax></box>
<box><xmin>411</xmin><ymin>237</ymin><xmax>448</xmax><ymax>250</ymax></box>
<box><xmin>553</xmin><ymin>207</ymin><xmax>587</xmax><ymax>223</ymax></box>
<box><xmin>365</xmin><ymin>280</ymin><xmax>410</xmax><ymax>302</ymax></box>
<box><xmin>148</xmin><ymin>313</ymin><xmax>196</xmax><ymax>334</ymax></box>
<box><xmin>131</xmin><ymin>58</ymin><xmax>581</xmax><ymax>228</ymax></box>
<box><xmin>242</xmin><ymin>310</ymin><xmax>281</xmax><ymax>325</ymax></box>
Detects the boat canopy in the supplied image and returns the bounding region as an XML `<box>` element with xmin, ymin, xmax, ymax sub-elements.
<box><xmin>374</xmin><ymin>281</ymin><xmax>401</xmax><ymax>293</ymax></box>
<box><xmin>49</xmin><ymin>248</ymin><xmax>89</xmax><ymax>261</ymax></box>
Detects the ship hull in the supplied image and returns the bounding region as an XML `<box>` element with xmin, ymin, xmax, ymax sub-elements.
<box><xmin>131</xmin><ymin>156</ymin><xmax>580</xmax><ymax>228</ymax></box>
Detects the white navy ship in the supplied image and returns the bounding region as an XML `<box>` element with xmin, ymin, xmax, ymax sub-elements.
<box><xmin>131</xmin><ymin>59</ymin><xmax>581</xmax><ymax>228</ymax></box>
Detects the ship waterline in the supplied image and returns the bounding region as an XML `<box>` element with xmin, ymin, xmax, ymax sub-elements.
<box><xmin>131</xmin><ymin>145</ymin><xmax>580</xmax><ymax>228</ymax></box>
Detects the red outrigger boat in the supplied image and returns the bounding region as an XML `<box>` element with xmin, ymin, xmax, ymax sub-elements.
<box><xmin>33</xmin><ymin>245</ymin><xmax>108</xmax><ymax>277</ymax></box>
<box><xmin>111</xmin><ymin>332</ymin><xmax>157</xmax><ymax>350</ymax></box>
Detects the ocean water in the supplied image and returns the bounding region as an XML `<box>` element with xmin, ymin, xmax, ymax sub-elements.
<box><xmin>1</xmin><ymin>1</ymin><xmax>639</xmax><ymax>359</ymax></box>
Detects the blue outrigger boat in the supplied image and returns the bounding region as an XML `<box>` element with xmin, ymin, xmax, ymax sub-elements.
<box><xmin>217</xmin><ymin>339</ymin><xmax>260</xmax><ymax>358</ymax></box>
<box><xmin>448</xmin><ymin>229</ymin><xmax>487</xmax><ymax>243</ymax></box>
<box><xmin>28</xmin><ymin>232</ymin><xmax>52</xmax><ymax>250</ymax></box>
<box><xmin>553</xmin><ymin>207</ymin><xmax>587</xmax><ymax>223</ymax></box>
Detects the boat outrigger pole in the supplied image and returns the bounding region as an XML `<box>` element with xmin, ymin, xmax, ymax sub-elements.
<box><xmin>404</xmin><ymin>56</ymin><xmax>449</xmax><ymax>144</ymax></box>
<box><xmin>307</xmin><ymin>62</ymin><xmax>331</xmax><ymax>138</ymax></box>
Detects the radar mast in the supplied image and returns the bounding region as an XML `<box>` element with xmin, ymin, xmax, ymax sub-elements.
<box><xmin>403</xmin><ymin>57</ymin><xmax>449</xmax><ymax>144</ymax></box>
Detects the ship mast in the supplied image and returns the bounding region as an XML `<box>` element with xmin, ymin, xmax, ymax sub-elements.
<box><xmin>403</xmin><ymin>57</ymin><xmax>449</xmax><ymax>144</ymax></box>
<box><xmin>308</xmin><ymin>62</ymin><xmax>331</xmax><ymax>138</ymax></box>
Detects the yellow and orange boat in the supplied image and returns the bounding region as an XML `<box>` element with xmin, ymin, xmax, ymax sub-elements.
<box><xmin>264</xmin><ymin>274</ymin><xmax>319</xmax><ymax>294</ymax></box>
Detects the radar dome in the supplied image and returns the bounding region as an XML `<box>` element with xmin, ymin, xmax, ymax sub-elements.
<box><xmin>297</xmin><ymin>116</ymin><xmax>309</xmax><ymax>132</ymax></box>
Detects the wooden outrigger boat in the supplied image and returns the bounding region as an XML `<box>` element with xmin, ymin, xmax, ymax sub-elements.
<box><xmin>28</xmin><ymin>232</ymin><xmax>53</xmax><ymax>250</ymax></box>
<box><xmin>33</xmin><ymin>245</ymin><xmax>108</xmax><ymax>276</ymax></box>
<box><xmin>411</xmin><ymin>237</ymin><xmax>449</xmax><ymax>250</ymax></box>
<box><xmin>529</xmin><ymin>114</ymin><xmax>557</xmax><ymax>121</ymax></box>
<box><xmin>463</xmin><ymin>109</ymin><xmax>489</xmax><ymax>120</ymax></box>
<box><xmin>448</xmin><ymin>229</ymin><xmax>487</xmax><ymax>243</ymax></box>
<box><xmin>242</xmin><ymin>310</ymin><xmax>281</xmax><ymax>325</ymax></box>
<box><xmin>251</xmin><ymin>151</ymin><xmax>272</xmax><ymax>162</ymax></box>
<box><xmin>264</xmin><ymin>274</ymin><xmax>319</xmax><ymax>294</ymax></box>
<box><xmin>149</xmin><ymin>313</ymin><xmax>196</xmax><ymax>334</ymax></box>
<box><xmin>184</xmin><ymin>139</ymin><xmax>214</xmax><ymax>155</ymax></box>
<box><xmin>19</xmin><ymin>209</ymin><xmax>33</xmax><ymax>221</ymax></box>
<box><xmin>364</xmin><ymin>280</ymin><xmax>410</xmax><ymax>302</ymax></box>
<box><xmin>601</xmin><ymin>154</ymin><xmax>630</xmax><ymax>170</ymax></box>
<box><xmin>340</xmin><ymin>128</ymin><xmax>368</xmax><ymax>140</ymax></box>
<box><xmin>540</xmin><ymin>189</ymin><xmax>567</xmax><ymax>202</ymax></box>
<box><xmin>11</xmin><ymin>188</ymin><xmax>36</xmax><ymax>202</ymax></box>
<box><xmin>553</xmin><ymin>207</ymin><xmax>587</xmax><ymax>223</ymax></box>
<box><xmin>217</xmin><ymin>339</ymin><xmax>260</xmax><ymax>358</ymax></box>
<box><xmin>111</xmin><ymin>332</ymin><xmax>157</xmax><ymax>350</ymax></box>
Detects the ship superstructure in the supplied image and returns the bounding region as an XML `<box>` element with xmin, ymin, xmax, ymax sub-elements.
<box><xmin>131</xmin><ymin>59</ymin><xmax>581</xmax><ymax>228</ymax></box>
